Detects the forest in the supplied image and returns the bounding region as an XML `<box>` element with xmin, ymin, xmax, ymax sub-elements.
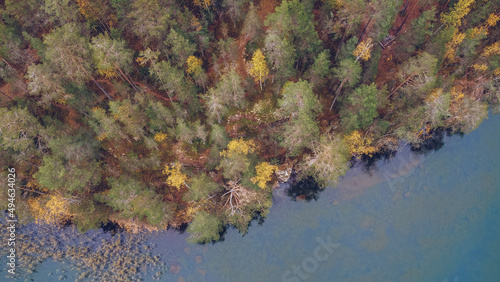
<box><xmin>0</xmin><ymin>0</ymin><xmax>499</xmax><ymax>244</ymax></box>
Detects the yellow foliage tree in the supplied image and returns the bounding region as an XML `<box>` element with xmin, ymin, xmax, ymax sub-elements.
<box><xmin>486</xmin><ymin>13</ymin><xmax>500</xmax><ymax>28</ymax></box>
<box><xmin>194</xmin><ymin>0</ymin><xmax>213</xmax><ymax>10</ymax></box>
<box><xmin>353</xmin><ymin>38</ymin><xmax>373</xmax><ymax>61</ymax></box>
<box><xmin>251</xmin><ymin>162</ymin><xmax>278</xmax><ymax>189</ymax></box>
<box><xmin>444</xmin><ymin>30</ymin><xmax>466</xmax><ymax>62</ymax></box>
<box><xmin>96</xmin><ymin>66</ymin><xmax>118</xmax><ymax>79</ymax></box>
<box><xmin>425</xmin><ymin>88</ymin><xmax>443</xmax><ymax>103</ymax></box>
<box><xmin>449</xmin><ymin>86</ymin><xmax>465</xmax><ymax>114</ymax></box>
<box><xmin>441</xmin><ymin>0</ymin><xmax>475</xmax><ymax>27</ymax></box>
<box><xmin>249</xmin><ymin>49</ymin><xmax>269</xmax><ymax>90</ymax></box>
<box><xmin>154</xmin><ymin>132</ymin><xmax>168</xmax><ymax>142</ymax></box>
<box><xmin>76</xmin><ymin>0</ymin><xmax>100</xmax><ymax>20</ymax></box>
<box><xmin>220</xmin><ymin>138</ymin><xmax>256</xmax><ymax>158</ymax></box>
<box><xmin>29</xmin><ymin>194</ymin><xmax>73</xmax><ymax>225</ymax></box>
<box><xmin>482</xmin><ymin>42</ymin><xmax>500</xmax><ymax>57</ymax></box>
<box><xmin>473</xmin><ymin>64</ymin><xmax>488</xmax><ymax>73</ymax></box>
<box><xmin>186</xmin><ymin>56</ymin><xmax>203</xmax><ymax>75</ymax></box>
<box><xmin>468</xmin><ymin>26</ymin><xmax>487</xmax><ymax>39</ymax></box>
<box><xmin>344</xmin><ymin>130</ymin><xmax>377</xmax><ymax>157</ymax></box>
<box><xmin>163</xmin><ymin>162</ymin><xmax>188</xmax><ymax>190</ymax></box>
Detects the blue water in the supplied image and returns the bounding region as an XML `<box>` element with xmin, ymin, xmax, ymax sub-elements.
<box><xmin>10</xmin><ymin>114</ymin><xmax>500</xmax><ymax>281</ymax></box>
<box><xmin>149</xmin><ymin>114</ymin><xmax>500</xmax><ymax>282</ymax></box>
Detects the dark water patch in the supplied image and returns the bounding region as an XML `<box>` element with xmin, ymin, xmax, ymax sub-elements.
<box><xmin>287</xmin><ymin>176</ymin><xmax>322</xmax><ymax>202</ymax></box>
<box><xmin>410</xmin><ymin>127</ymin><xmax>451</xmax><ymax>155</ymax></box>
<box><xmin>352</xmin><ymin>148</ymin><xmax>398</xmax><ymax>173</ymax></box>
<box><xmin>100</xmin><ymin>221</ymin><xmax>124</xmax><ymax>235</ymax></box>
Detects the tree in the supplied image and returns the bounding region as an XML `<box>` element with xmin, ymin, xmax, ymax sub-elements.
<box><xmin>344</xmin><ymin>130</ymin><xmax>377</xmax><ymax>157</ymax></box>
<box><xmin>75</xmin><ymin>0</ymin><xmax>115</xmax><ymax>29</ymax></box>
<box><xmin>411</xmin><ymin>7</ymin><xmax>437</xmax><ymax>48</ymax></box>
<box><xmin>0</xmin><ymin>21</ymin><xmax>25</xmax><ymax>66</ymax></box>
<box><xmin>444</xmin><ymin>30</ymin><xmax>466</xmax><ymax>62</ymax></box>
<box><xmin>97</xmin><ymin>176</ymin><xmax>173</xmax><ymax>227</ymax></box>
<box><xmin>186</xmin><ymin>56</ymin><xmax>203</xmax><ymax>76</ymax></box>
<box><xmin>146</xmin><ymin>101</ymin><xmax>175</xmax><ymax>132</ymax></box>
<box><xmin>25</xmin><ymin>64</ymin><xmax>68</xmax><ymax>106</ymax></box>
<box><xmin>203</xmin><ymin>70</ymin><xmax>246</xmax><ymax>123</ymax></box>
<box><xmin>43</xmin><ymin>23</ymin><xmax>92</xmax><ymax>85</ymax></box>
<box><xmin>327</xmin><ymin>0</ymin><xmax>366</xmax><ymax>40</ymax></box>
<box><xmin>330</xmin><ymin>58</ymin><xmax>362</xmax><ymax>110</ymax></box>
<box><xmin>204</xmin><ymin>89</ymin><xmax>228</xmax><ymax>124</ymax></box>
<box><xmin>281</xmin><ymin>113</ymin><xmax>320</xmax><ymax>156</ymax></box>
<box><xmin>109</xmin><ymin>99</ymin><xmax>147</xmax><ymax>139</ymax></box>
<box><xmin>353</xmin><ymin>38</ymin><xmax>373</xmax><ymax>61</ymax></box>
<box><xmin>5</xmin><ymin>0</ymin><xmax>50</xmax><ymax>34</ymax></box>
<box><xmin>441</xmin><ymin>0</ymin><xmax>475</xmax><ymax>27</ymax></box>
<box><xmin>219</xmin><ymin>138</ymin><xmax>256</xmax><ymax>180</ymax></box>
<box><xmin>127</xmin><ymin>0</ymin><xmax>172</xmax><ymax>47</ymax></box>
<box><xmin>146</xmin><ymin>58</ymin><xmax>199</xmax><ymax>108</ymax></box>
<box><xmin>264</xmin><ymin>0</ymin><xmax>322</xmax><ymax>69</ymax></box>
<box><xmin>90</xmin><ymin>33</ymin><xmax>134</xmax><ymax>79</ymax></box>
<box><xmin>185</xmin><ymin>56</ymin><xmax>207</xmax><ymax>88</ymax></box>
<box><xmin>213</xmin><ymin>70</ymin><xmax>246</xmax><ymax>108</ymax></box>
<box><xmin>183</xmin><ymin>174</ymin><xmax>223</xmax><ymax>202</ymax></box>
<box><xmin>165</xmin><ymin>29</ymin><xmax>196</xmax><ymax>67</ymax></box>
<box><xmin>88</xmin><ymin>106</ymin><xmax>128</xmax><ymax>141</ymax></box>
<box><xmin>249</xmin><ymin>49</ymin><xmax>269</xmax><ymax>90</ymax></box>
<box><xmin>424</xmin><ymin>88</ymin><xmax>451</xmax><ymax>129</ymax></box>
<box><xmin>0</xmin><ymin>107</ymin><xmax>44</xmax><ymax>156</ymax></box>
<box><xmin>303</xmin><ymin>134</ymin><xmax>350</xmax><ymax>187</ymax></box>
<box><xmin>220</xmin><ymin>138</ymin><xmax>255</xmax><ymax>158</ymax></box>
<box><xmin>278</xmin><ymin>80</ymin><xmax>320</xmax><ymax>117</ymax></box>
<box><xmin>209</xmin><ymin>124</ymin><xmax>229</xmax><ymax>148</ymax></box>
<box><xmin>448</xmin><ymin>86</ymin><xmax>488</xmax><ymax>134</ymax></box>
<box><xmin>396</xmin><ymin>52</ymin><xmax>438</xmax><ymax>97</ymax></box>
<box><xmin>251</xmin><ymin>162</ymin><xmax>278</xmax><ymax>189</ymax></box>
<box><xmin>222</xmin><ymin>0</ymin><xmax>249</xmax><ymax>27</ymax></box>
<box><xmin>163</xmin><ymin>162</ymin><xmax>188</xmax><ymax>190</ymax></box>
<box><xmin>341</xmin><ymin>83</ymin><xmax>379</xmax><ymax>131</ymax></box>
<box><xmin>34</xmin><ymin>154</ymin><xmax>101</xmax><ymax>192</ymax></box>
<box><xmin>186</xmin><ymin>211</ymin><xmax>223</xmax><ymax>244</ymax></box>
<box><xmin>241</xmin><ymin>2</ymin><xmax>262</xmax><ymax>44</ymax></box>
<box><xmin>278</xmin><ymin>80</ymin><xmax>320</xmax><ymax>155</ymax></box>
<box><xmin>307</xmin><ymin>50</ymin><xmax>332</xmax><ymax>88</ymax></box>
<box><xmin>44</xmin><ymin>0</ymin><xmax>79</xmax><ymax>25</ymax></box>
<box><xmin>34</xmin><ymin>132</ymin><xmax>101</xmax><ymax>192</ymax></box>
<box><xmin>486</xmin><ymin>13</ymin><xmax>500</xmax><ymax>28</ymax></box>
<box><xmin>29</xmin><ymin>194</ymin><xmax>73</xmax><ymax>225</ymax></box>
<box><xmin>193</xmin><ymin>0</ymin><xmax>214</xmax><ymax>10</ymax></box>
<box><xmin>264</xmin><ymin>32</ymin><xmax>297</xmax><ymax>82</ymax></box>
<box><xmin>482</xmin><ymin>42</ymin><xmax>500</xmax><ymax>57</ymax></box>
<box><xmin>334</xmin><ymin>58</ymin><xmax>362</xmax><ymax>88</ymax></box>
<box><xmin>154</xmin><ymin>132</ymin><xmax>168</xmax><ymax>143</ymax></box>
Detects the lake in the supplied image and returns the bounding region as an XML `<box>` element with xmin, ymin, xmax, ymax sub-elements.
<box><xmin>5</xmin><ymin>113</ymin><xmax>500</xmax><ymax>282</ymax></box>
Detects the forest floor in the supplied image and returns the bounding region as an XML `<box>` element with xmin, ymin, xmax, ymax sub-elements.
<box><xmin>375</xmin><ymin>0</ymin><xmax>427</xmax><ymax>89</ymax></box>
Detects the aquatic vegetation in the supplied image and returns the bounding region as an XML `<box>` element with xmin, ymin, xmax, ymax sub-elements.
<box><xmin>0</xmin><ymin>217</ymin><xmax>166</xmax><ymax>281</ymax></box>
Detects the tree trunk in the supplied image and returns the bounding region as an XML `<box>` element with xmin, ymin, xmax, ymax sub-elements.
<box><xmin>329</xmin><ymin>78</ymin><xmax>347</xmax><ymax>110</ymax></box>
<box><xmin>91</xmin><ymin>77</ymin><xmax>113</xmax><ymax>100</ymax></box>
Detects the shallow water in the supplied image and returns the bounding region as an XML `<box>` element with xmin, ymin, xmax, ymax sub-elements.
<box><xmin>6</xmin><ymin>114</ymin><xmax>500</xmax><ymax>281</ymax></box>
